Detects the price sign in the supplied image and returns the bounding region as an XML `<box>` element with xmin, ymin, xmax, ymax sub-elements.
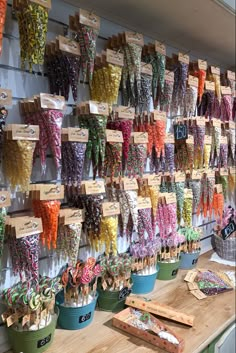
<box><xmin>118</xmin><ymin>287</ymin><xmax>131</xmax><ymax>300</ymax></box>
<box><xmin>78</xmin><ymin>312</ymin><xmax>91</xmax><ymax>323</ymax></box>
<box><xmin>174</xmin><ymin>123</ymin><xmax>188</xmax><ymax>140</ymax></box>
<box><xmin>221</xmin><ymin>221</ymin><xmax>236</xmax><ymax>240</ymax></box>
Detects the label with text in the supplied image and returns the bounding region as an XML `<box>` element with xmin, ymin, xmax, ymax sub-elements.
<box><xmin>106</xmin><ymin>129</ymin><xmax>124</xmax><ymax>143</ymax></box>
<box><xmin>102</xmin><ymin>202</ymin><xmax>121</xmax><ymax>216</ymax></box>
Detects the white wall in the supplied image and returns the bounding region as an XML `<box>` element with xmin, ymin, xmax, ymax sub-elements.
<box><xmin>0</xmin><ymin>0</ymin><xmax>228</xmax><ymax>350</ymax></box>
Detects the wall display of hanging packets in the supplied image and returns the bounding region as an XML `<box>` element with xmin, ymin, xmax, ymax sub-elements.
<box><xmin>45</xmin><ymin>36</ymin><xmax>81</xmax><ymax>102</ymax></box>
<box><xmin>13</xmin><ymin>0</ymin><xmax>51</xmax><ymax>71</ymax></box>
<box><xmin>19</xmin><ymin>94</ymin><xmax>65</xmax><ymax>178</ymax></box>
<box><xmin>68</xmin><ymin>9</ymin><xmax>100</xmax><ymax>83</ymax></box>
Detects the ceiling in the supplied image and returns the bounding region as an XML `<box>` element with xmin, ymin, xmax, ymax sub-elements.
<box><xmin>64</xmin><ymin>0</ymin><xmax>235</xmax><ymax>69</ymax></box>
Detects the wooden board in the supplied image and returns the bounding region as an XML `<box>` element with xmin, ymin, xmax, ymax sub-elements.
<box><xmin>5</xmin><ymin>251</ymin><xmax>236</xmax><ymax>353</ymax></box>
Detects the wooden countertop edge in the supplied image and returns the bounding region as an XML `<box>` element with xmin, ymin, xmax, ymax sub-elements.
<box><xmin>193</xmin><ymin>313</ymin><xmax>236</xmax><ymax>353</ymax></box>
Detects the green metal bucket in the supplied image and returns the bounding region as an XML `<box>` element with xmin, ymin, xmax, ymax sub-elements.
<box><xmin>7</xmin><ymin>313</ymin><xmax>57</xmax><ymax>353</ymax></box>
<box><xmin>97</xmin><ymin>283</ymin><xmax>131</xmax><ymax>312</ymax></box>
<box><xmin>156</xmin><ymin>260</ymin><xmax>180</xmax><ymax>280</ymax></box>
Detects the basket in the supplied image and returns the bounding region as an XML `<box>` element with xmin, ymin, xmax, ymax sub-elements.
<box><xmin>156</xmin><ymin>260</ymin><xmax>180</xmax><ymax>281</ymax></box>
<box><xmin>131</xmin><ymin>269</ymin><xmax>158</xmax><ymax>294</ymax></box>
<box><xmin>212</xmin><ymin>233</ymin><xmax>236</xmax><ymax>261</ymax></box>
<box><xmin>97</xmin><ymin>283</ymin><xmax>131</xmax><ymax>312</ymax></box>
<box><xmin>179</xmin><ymin>251</ymin><xmax>200</xmax><ymax>269</ymax></box>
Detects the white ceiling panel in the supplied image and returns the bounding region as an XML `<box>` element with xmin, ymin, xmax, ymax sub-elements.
<box><xmin>64</xmin><ymin>0</ymin><xmax>235</xmax><ymax>69</ymax></box>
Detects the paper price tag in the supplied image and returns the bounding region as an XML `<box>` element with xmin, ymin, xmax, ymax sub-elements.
<box><xmin>188</xmin><ymin>75</ymin><xmax>199</xmax><ymax>88</ymax></box>
<box><xmin>84</xmin><ymin>180</ymin><xmax>105</xmax><ymax>195</ymax></box>
<box><xmin>58</xmin><ymin>35</ymin><xmax>80</xmax><ymax>56</ymax></box>
<box><xmin>102</xmin><ymin>202</ymin><xmax>120</xmax><ymax>216</ymax></box>
<box><xmin>188</xmin><ymin>282</ymin><xmax>199</xmax><ymax>291</ymax></box>
<box><xmin>227</xmin><ymin>70</ymin><xmax>235</xmax><ymax>81</ymax></box>
<box><xmin>184</xmin><ymin>270</ymin><xmax>197</xmax><ymax>283</ymax></box>
<box><xmin>63</xmin><ymin>209</ymin><xmax>84</xmax><ymax>224</ymax></box>
<box><xmin>137</xmin><ymin>197</ymin><xmax>152</xmax><ymax>210</ymax></box>
<box><xmin>205</xmin><ymin>169</ymin><xmax>216</xmax><ymax>178</ymax></box>
<box><xmin>0</xmin><ymin>88</ymin><xmax>12</xmax><ymax>106</ymax></box>
<box><xmin>125</xmin><ymin>32</ymin><xmax>144</xmax><ymax>46</ymax></box>
<box><xmin>7</xmin><ymin>124</ymin><xmax>39</xmax><ymax>141</ymax></box>
<box><xmin>220</xmin><ymin>136</ymin><xmax>228</xmax><ymax>144</ymax></box>
<box><xmin>30</xmin><ymin>0</ymin><xmax>51</xmax><ymax>9</ymax></box>
<box><xmin>212</xmin><ymin>118</ymin><xmax>222</xmax><ymax>128</ymax></box>
<box><xmin>165</xmin><ymin>70</ymin><xmax>174</xmax><ymax>82</ymax></box>
<box><xmin>230</xmin><ymin>167</ymin><xmax>236</xmax><ymax>175</ymax></box>
<box><xmin>89</xmin><ymin>101</ymin><xmax>109</xmax><ymax>115</ymax></box>
<box><xmin>191</xmin><ymin>289</ymin><xmax>207</xmax><ymax>300</ymax></box>
<box><xmin>0</xmin><ymin>191</ymin><xmax>11</xmax><ymax>208</ymax></box>
<box><xmin>186</xmin><ymin>135</ymin><xmax>194</xmax><ymax>144</ymax></box>
<box><xmin>155</xmin><ymin>40</ymin><xmax>166</xmax><ymax>55</ymax></box>
<box><xmin>116</xmin><ymin>106</ymin><xmax>135</xmax><ymax>119</ymax></box>
<box><xmin>22</xmin><ymin>314</ymin><xmax>31</xmax><ymax>327</ymax></box>
<box><xmin>221</xmin><ymin>86</ymin><xmax>232</xmax><ymax>95</ymax></box>
<box><xmin>198</xmin><ymin>59</ymin><xmax>207</xmax><ymax>70</ymax></box>
<box><xmin>79</xmin><ymin>9</ymin><xmax>100</xmax><ymax>29</ymax></box>
<box><xmin>147</xmin><ymin>174</ymin><xmax>161</xmax><ymax>186</ymax></box>
<box><xmin>220</xmin><ymin>168</ymin><xmax>229</xmax><ymax>176</ymax></box>
<box><xmin>205</xmin><ymin>80</ymin><xmax>215</xmax><ymax>91</ymax></box>
<box><xmin>192</xmin><ymin>170</ymin><xmax>202</xmax><ymax>180</ymax></box>
<box><xmin>15</xmin><ymin>218</ymin><xmax>43</xmax><ymax>238</ymax></box>
<box><xmin>6</xmin><ymin>313</ymin><xmax>18</xmax><ymax>327</ymax></box>
<box><xmin>211</xmin><ymin>66</ymin><xmax>220</xmax><ymax>75</ymax></box>
<box><xmin>204</xmin><ymin>135</ymin><xmax>212</xmax><ymax>145</ymax></box>
<box><xmin>153</xmin><ymin>110</ymin><xmax>167</xmax><ymax>122</ymax></box>
<box><xmin>106</xmin><ymin>49</ymin><xmax>124</xmax><ymax>67</ymax></box>
<box><xmin>39</xmin><ymin>184</ymin><xmax>64</xmax><ymax>200</ymax></box>
<box><xmin>196</xmin><ymin>116</ymin><xmax>206</xmax><ymax>126</ymax></box>
<box><xmin>123</xmin><ymin>178</ymin><xmax>138</xmax><ymax>190</ymax></box>
<box><xmin>106</xmin><ymin>129</ymin><xmax>124</xmax><ymax>143</ymax></box>
<box><xmin>165</xmin><ymin>192</ymin><xmax>177</xmax><ymax>204</ymax></box>
<box><xmin>66</xmin><ymin>128</ymin><xmax>89</xmax><ymax>142</ymax></box>
<box><xmin>175</xmin><ymin>171</ymin><xmax>186</xmax><ymax>182</ymax></box>
<box><xmin>40</xmin><ymin>93</ymin><xmax>65</xmax><ymax>110</ymax></box>
<box><xmin>227</xmin><ymin>121</ymin><xmax>235</xmax><ymax>130</ymax></box>
<box><xmin>165</xmin><ymin>133</ymin><xmax>174</xmax><ymax>144</ymax></box>
<box><xmin>133</xmin><ymin>132</ymin><xmax>148</xmax><ymax>144</ymax></box>
<box><xmin>215</xmin><ymin>184</ymin><xmax>223</xmax><ymax>194</ymax></box>
<box><xmin>184</xmin><ymin>188</ymin><xmax>193</xmax><ymax>199</ymax></box>
<box><xmin>141</xmin><ymin>62</ymin><xmax>153</xmax><ymax>76</ymax></box>
<box><xmin>178</xmin><ymin>52</ymin><xmax>189</xmax><ymax>64</ymax></box>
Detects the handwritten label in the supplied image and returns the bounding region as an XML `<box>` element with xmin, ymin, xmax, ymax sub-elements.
<box><xmin>198</xmin><ymin>59</ymin><xmax>207</xmax><ymax>71</ymax></box>
<box><xmin>227</xmin><ymin>70</ymin><xmax>235</xmax><ymax>81</ymax></box>
<box><xmin>205</xmin><ymin>169</ymin><xmax>216</xmax><ymax>178</ymax></box>
<box><xmin>132</xmin><ymin>132</ymin><xmax>148</xmax><ymax>144</ymax></box>
<box><xmin>205</xmin><ymin>135</ymin><xmax>212</xmax><ymax>145</ymax></box>
<box><xmin>153</xmin><ymin>110</ymin><xmax>166</xmax><ymax>122</ymax></box>
<box><xmin>205</xmin><ymin>80</ymin><xmax>215</xmax><ymax>91</ymax></box>
<box><xmin>220</xmin><ymin>168</ymin><xmax>228</xmax><ymax>176</ymax></box>
<box><xmin>106</xmin><ymin>49</ymin><xmax>124</xmax><ymax>67</ymax></box>
<box><xmin>125</xmin><ymin>32</ymin><xmax>144</xmax><ymax>46</ymax></box>
<box><xmin>116</xmin><ymin>106</ymin><xmax>135</xmax><ymax>119</ymax></box>
<box><xmin>221</xmin><ymin>86</ymin><xmax>232</xmax><ymax>95</ymax></box>
<box><xmin>39</xmin><ymin>184</ymin><xmax>64</xmax><ymax>200</ymax></box>
<box><xmin>188</xmin><ymin>75</ymin><xmax>199</xmax><ymax>88</ymax></box>
<box><xmin>186</xmin><ymin>135</ymin><xmax>194</xmax><ymax>144</ymax></box>
<box><xmin>174</xmin><ymin>123</ymin><xmax>188</xmax><ymax>140</ymax></box>
<box><xmin>63</xmin><ymin>209</ymin><xmax>84</xmax><ymax>224</ymax></box>
<box><xmin>102</xmin><ymin>202</ymin><xmax>120</xmax><ymax>216</ymax></box>
<box><xmin>184</xmin><ymin>188</ymin><xmax>193</xmax><ymax>199</ymax></box>
<box><xmin>106</xmin><ymin>129</ymin><xmax>123</xmax><ymax>143</ymax></box>
<box><xmin>188</xmin><ymin>282</ymin><xmax>199</xmax><ymax>291</ymax></box>
<box><xmin>30</xmin><ymin>0</ymin><xmax>51</xmax><ymax>9</ymax></box>
<box><xmin>123</xmin><ymin>178</ymin><xmax>138</xmax><ymax>191</ymax></box>
<box><xmin>165</xmin><ymin>133</ymin><xmax>174</xmax><ymax>144</ymax></box>
<box><xmin>178</xmin><ymin>52</ymin><xmax>190</xmax><ymax>64</ymax></box>
<box><xmin>22</xmin><ymin>314</ymin><xmax>31</xmax><ymax>327</ymax></box>
<box><xmin>212</xmin><ymin>118</ymin><xmax>222</xmax><ymax>128</ymax></box>
<box><xmin>228</xmin><ymin>121</ymin><xmax>235</xmax><ymax>130</ymax></box>
<box><xmin>15</xmin><ymin>218</ymin><xmax>43</xmax><ymax>238</ymax></box>
<box><xmin>192</xmin><ymin>170</ymin><xmax>202</xmax><ymax>180</ymax></box>
<box><xmin>191</xmin><ymin>290</ymin><xmax>207</xmax><ymax>300</ymax></box>
<box><xmin>6</xmin><ymin>313</ymin><xmax>18</xmax><ymax>327</ymax></box>
<box><xmin>0</xmin><ymin>191</ymin><xmax>11</xmax><ymax>208</ymax></box>
<box><xmin>58</xmin><ymin>35</ymin><xmax>80</xmax><ymax>56</ymax></box>
<box><xmin>221</xmin><ymin>221</ymin><xmax>236</xmax><ymax>240</ymax></box>
<box><xmin>89</xmin><ymin>101</ymin><xmax>109</xmax><ymax>115</ymax></box>
<box><xmin>220</xmin><ymin>136</ymin><xmax>228</xmax><ymax>144</ymax></box>
<box><xmin>196</xmin><ymin>116</ymin><xmax>206</xmax><ymax>126</ymax></box>
<box><xmin>84</xmin><ymin>181</ymin><xmax>105</xmax><ymax>195</ymax></box>
<box><xmin>137</xmin><ymin>197</ymin><xmax>152</xmax><ymax>210</ymax></box>
<box><xmin>230</xmin><ymin>167</ymin><xmax>236</xmax><ymax>175</ymax></box>
<box><xmin>37</xmin><ymin>334</ymin><xmax>52</xmax><ymax>349</ymax></box>
<box><xmin>0</xmin><ymin>88</ymin><xmax>12</xmax><ymax>106</ymax></box>
<box><xmin>40</xmin><ymin>93</ymin><xmax>65</xmax><ymax>110</ymax></box>
<box><xmin>165</xmin><ymin>192</ymin><xmax>177</xmax><ymax>204</ymax></box>
<box><xmin>215</xmin><ymin>184</ymin><xmax>223</xmax><ymax>194</ymax></box>
<box><xmin>79</xmin><ymin>9</ymin><xmax>100</xmax><ymax>29</ymax></box>
<box><xmin>67</xmin><ymin>128</ymin><xmax>89</xmax><ymax>142</ymax></box>
<box><xmin>147</xmin><ymin>174</ymin><xmax>161</xmax><ymax>186</ymax></box>
<box><xmin>184</xmin><ymin>270</ymin><xmax>197</xmax><ymax>283</ymax></box>
<box><xmin>118</xmin><ymin>287</ymin><xmax>131</xmax><ymax>300</ymax></box>
<box><xmin>165</xmin><ymin>70</ymin><xmax>174</xmax><ymax>82</ymax></box>
<box><xmin>211</xmin><ymin>66</ymin><xmax>220</xmax><ymax>75</ymax></box>
<box><xmin>141</xmin><ymin>62</ymin><xmax>153</xmax><ymax>76</ymax></box>
<box><xmin>7</xmin><ymin>124</ymin><xmax>39</xmax><ymax>141</ymax></box>
<box><xmin>155</xmin><ymin>40</ymin><xmax>166</xmax><ymax>55</ymax></box>
<box><xmin>175</xmin><ymin>171</ymin><xmax>186</xmax><ymax>182</ymax></box>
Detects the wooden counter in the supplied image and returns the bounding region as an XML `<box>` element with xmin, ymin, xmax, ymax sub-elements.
<box><xmin>9</xmin><ymin>251</ymin><xmax>236</xmax><ymax>353</ymax></box>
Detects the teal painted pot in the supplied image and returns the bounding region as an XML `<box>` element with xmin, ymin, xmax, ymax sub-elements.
<box><xmin>179</xmin><ymin>251</ymin><xmax>200</xmax><ymax>269</ymax></box>
<box><xmin>131</xmin><ymin>269</ymin><xmax>159</xmax><ymax>294</ymax></box>
<box><xmin>156</xmin><ymin>260</ymin><xmax>180</xmax><ymax>280</ymax></box>
<box><xmin>56</xmin><ymin>291</ymin><xmax>98</xmax><ymax>330</ymax></box>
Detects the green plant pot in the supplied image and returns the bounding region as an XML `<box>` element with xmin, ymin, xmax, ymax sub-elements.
<box><xmin>97</xmin><ymin>283</ymin><xmax>131</xmax><ymax>313</ymax></box>
<box><xmin>156</xmin><ymin>260</ymin><xmax>180</xmax><ymax>281</ymax></box>
<box><xmin>7</xmin><ymin>313</ymin><xmax>57</xmax><ymax>353</ymax></box>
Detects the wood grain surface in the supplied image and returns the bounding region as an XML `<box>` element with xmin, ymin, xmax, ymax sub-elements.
<box><xmin>6</xmin><ymin>251</ymin><xmax>236</xmax><ymax>353</ymax></box>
